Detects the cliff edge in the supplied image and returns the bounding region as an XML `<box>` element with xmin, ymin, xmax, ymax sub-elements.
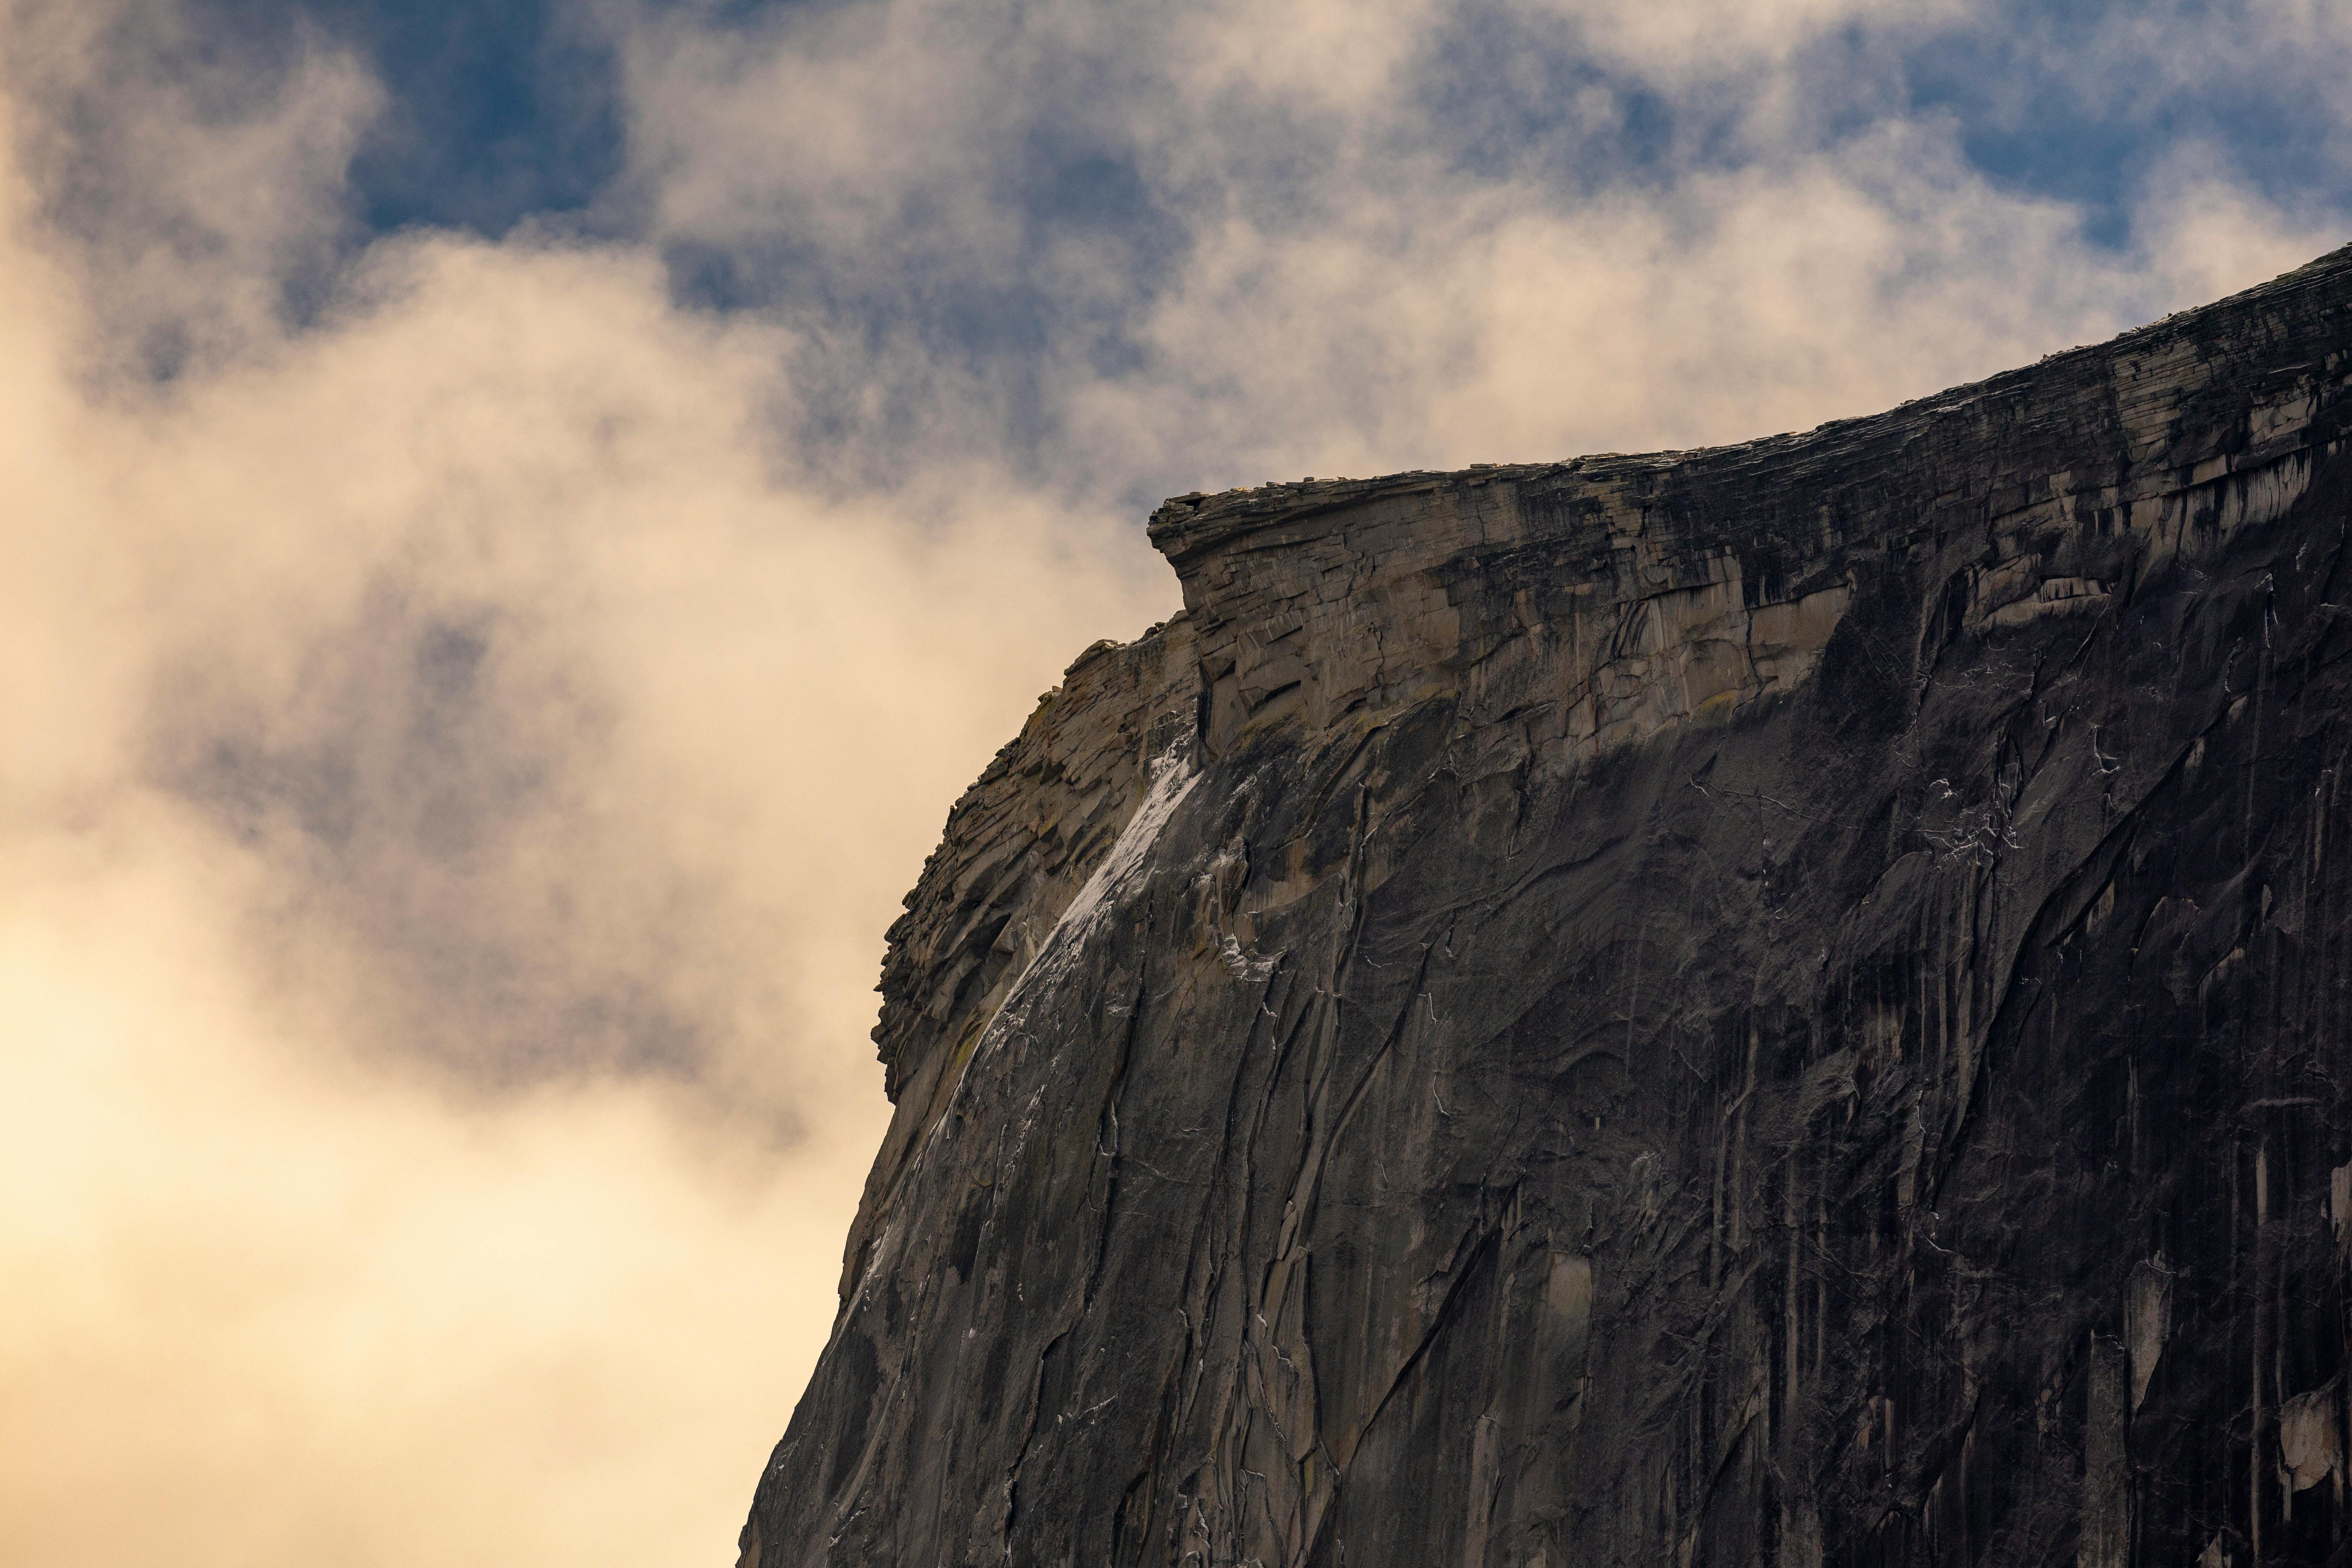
<box><xmin>747</xmin><ymin>243</ymin><xmax>2352</xmax><ymax>1566</ymax></box>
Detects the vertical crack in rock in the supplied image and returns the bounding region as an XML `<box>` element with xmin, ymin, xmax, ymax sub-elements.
<box><xmin>743</xmin><ymin>245</ymin><xmax>2352</xmax><ymax>1566</ymax></box>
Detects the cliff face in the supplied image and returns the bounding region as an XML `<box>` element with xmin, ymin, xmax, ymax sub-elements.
<box><xmin>745</xmin><ymin>246</ymin><xmax>2352</xmax><ymax>1567</ymax></box>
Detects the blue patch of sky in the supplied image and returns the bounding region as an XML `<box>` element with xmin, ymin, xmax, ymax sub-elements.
<box><xmin>1407</xmin><ymin>4</ymin><xmax>1711</xmax><ymax>194</ymax></box>
<box><xmin>1414</xmin><ymin>4</ymin><xmax>2351</xmax><ymax>256</ymax></box>
<box><xmin>200</xmin><ymin>0</ymin><xmax>628</xmax><ymax>235</ymax></box>
<box><xmin>1902</xmin><ymin>4</ymin><xmax>2350</xmax><ymax>250</ymax></box>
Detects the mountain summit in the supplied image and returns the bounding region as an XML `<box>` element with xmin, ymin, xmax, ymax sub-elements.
<box><xmin>744</xmin><ymin>246</ymin><xmax>2352</xmax><ymax>1567</ymax></box>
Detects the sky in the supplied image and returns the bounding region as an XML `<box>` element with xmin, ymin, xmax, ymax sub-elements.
<box><xmin>3</xmin><ymin>1</ymin><xmax>2349</xmax><ymax>1564</ymax></box>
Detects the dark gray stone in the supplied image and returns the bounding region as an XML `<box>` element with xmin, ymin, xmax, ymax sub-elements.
<box><xmin>742</xmin><ymin>244</ymin><xmax>2352</xmax><ymax>1566</ymax></box>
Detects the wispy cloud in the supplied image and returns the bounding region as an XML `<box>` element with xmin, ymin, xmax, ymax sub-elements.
<box><xmin>617</xmin><ymin>0</ymin><xmax>2345</xmax><ymax>506</ymax></box>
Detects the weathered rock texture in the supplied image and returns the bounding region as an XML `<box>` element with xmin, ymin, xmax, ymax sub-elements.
<box><xmin>744</xmin><ymin>245</ymin><xmax>2352</xmax><ymax>1566</ymax></box>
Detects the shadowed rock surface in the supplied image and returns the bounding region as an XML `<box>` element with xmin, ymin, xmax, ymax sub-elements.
<box><xmin>744</xmin><ymin>245</ymin><xmax>2352</xmax><ymax>1567</ymax></box>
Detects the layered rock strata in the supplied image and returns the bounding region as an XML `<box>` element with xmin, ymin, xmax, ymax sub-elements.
<box><xmin>746</xmin><ymin>244</ymin><xmax>2352</xmax><ymax>1566</ymax></box>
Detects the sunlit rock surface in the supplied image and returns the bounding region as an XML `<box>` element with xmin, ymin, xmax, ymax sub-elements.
<box><xmin>743</xmin><ymin>245</ymin><xmax>2352</xmax><ymax>1566</ymax></box>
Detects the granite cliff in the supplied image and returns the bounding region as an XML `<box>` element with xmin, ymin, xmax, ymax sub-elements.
<box><xmin>743</xmin><ymin>245</ymin><xmax>2352</xmax><ymax>1566</ymax></box>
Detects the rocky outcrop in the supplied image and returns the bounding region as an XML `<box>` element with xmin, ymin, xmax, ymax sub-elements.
<box><xmin>744</xmin><ymin>244</ymin><xmax>2352</xmax><ymax>1566</ymax></box>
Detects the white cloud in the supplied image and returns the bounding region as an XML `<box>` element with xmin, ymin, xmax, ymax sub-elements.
<box><xmin>613</xmin><ymin>0</ymin><xmax>2352</xmax><ymax>501</ymax></box>
<box><xmin>2</xmin><ymin>0</ymin><xmax>383</xmax><ymax>377</ymax></box>
<box><xmin>1528</xmin><ymin>0</ymin><xmax>1969</xmax><ymax>76</ymax></box>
